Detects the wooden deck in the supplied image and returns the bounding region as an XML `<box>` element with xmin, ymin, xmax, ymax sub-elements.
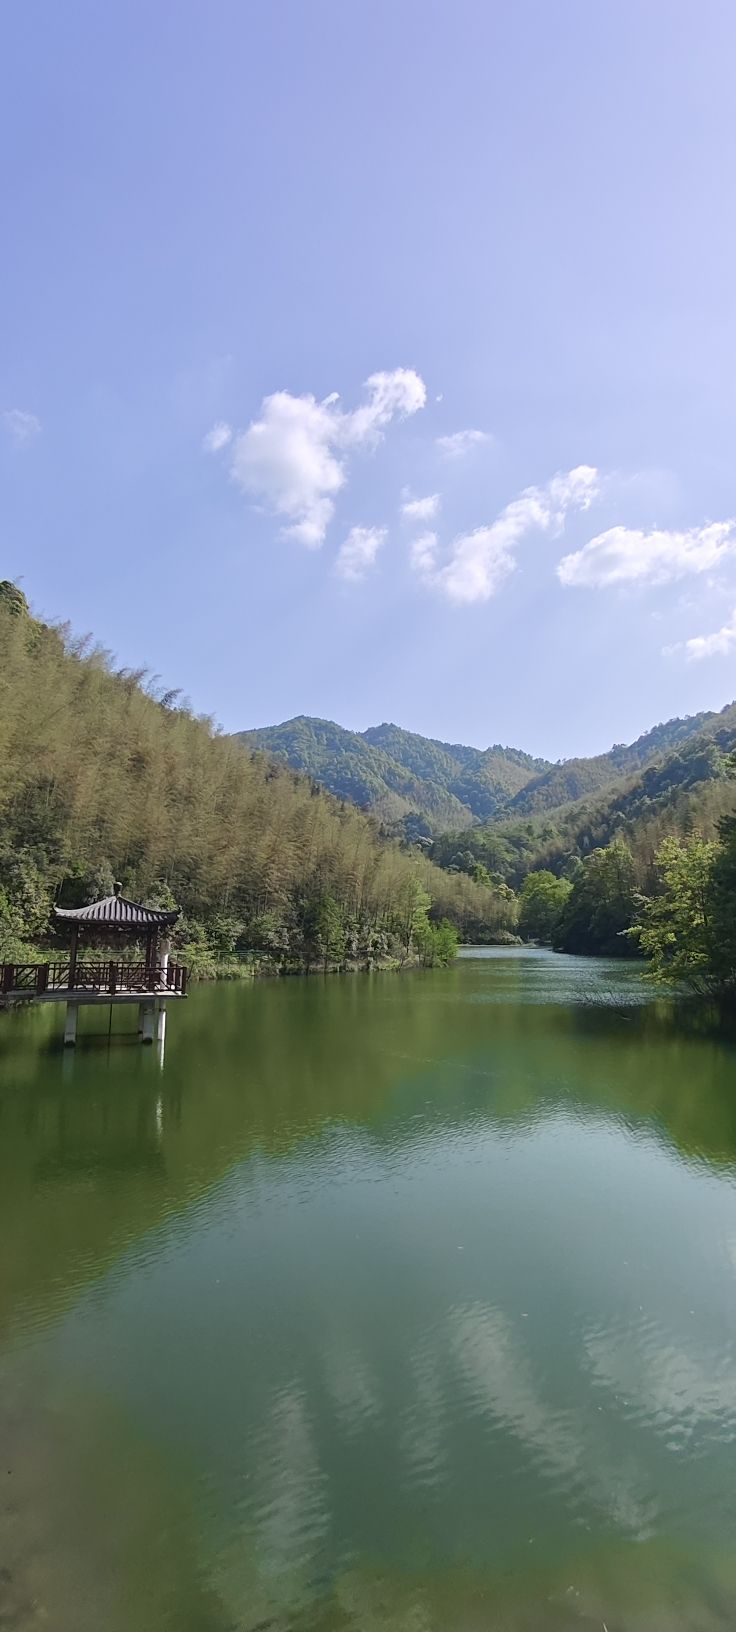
<box><xmin>0</xmin><ymin>961</ymin><xmax>188</xmax><ymax>1003</ymax></box>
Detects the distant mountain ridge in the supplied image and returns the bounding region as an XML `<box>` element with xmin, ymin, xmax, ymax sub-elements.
<box><xmin>236</xmin><ymin>715</ymin><xmax>544</xmax><ymax>831</ymax></box>
<box><xmin>235</xmin><ymin>707</ymin><xmax>731</xmax><ymax>835</ymax></box>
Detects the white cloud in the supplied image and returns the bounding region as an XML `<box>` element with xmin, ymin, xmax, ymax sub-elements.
<box><xmin>343</xmin><ymin>369</ymin><xmax>426</xmax><ymax>448</ymax></box>
<box><xmin>415</xmin><ymin>465</ymin><xmax>599</xmax><ymax>605</ymax></box>
<box><xmin>401</xmin><ymin>492</ymin><xmax>440</xmax><ymax>523</ymax></box>
<box><xmin>410</xmin><ymin>532</ymin><xmax>439</xmax><ymax>575</ymax></box>
<box><xmin>228</xmin><ymin>368</ymin><xmax>426</xmax><ymax>547</ymax></box>
<box><xmin>202</xmin><ymin>420</ymin><xmax>232</xmax><ymax>453</ymax></box>
<box><xmin>677</xmin><ymin>606</ymin><xmax>736</xmax><ymax>661</ymax></box>
<box><xmin>3</xmin><ymin>408</ymin><xmax>41</xmax><ymax>445</ymax></box>
<box><xmin>335</xmin><ymin>525</ymin><xmax>387</xmax><ymax>582</ymax></box>
<box><xmin>436</xmin><ymin>428</ymin><xmax>492</xmax><ymax>459</ymax></box>
<box><xmin>558</xmin><ymin>521</ymin><xmax>736</xmax><ymax>589</ymax></box>
<box><xmin>230</xmin><ymin>391</ymin><xmax>343</xmax><ymax>548</ymax></box>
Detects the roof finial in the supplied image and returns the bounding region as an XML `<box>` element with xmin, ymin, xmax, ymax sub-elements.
<box><xmin>114</xmin><ymin>881</ymin><xmax>123</xmax><ymax>897</ymax></box>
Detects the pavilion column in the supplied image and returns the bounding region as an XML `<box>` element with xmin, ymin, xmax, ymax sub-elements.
<box><xmin>64</xmin><ymin>1003</ymin><xmax>78</xmax><ymax>1047</ymax></box>
<box><xmin>145</xmin><ymin>929</ymin><xmax>159</xmax><ymax>989</ymax></box>
<box><xmin>141</xmin><ymin>1002</ymin><xmax>155</xmax><ymax>1044</ymax></box>
<box><xmin>68</xmin><ymin>925</ymin><xmax>79</xmax><ymax>991</ymax></box>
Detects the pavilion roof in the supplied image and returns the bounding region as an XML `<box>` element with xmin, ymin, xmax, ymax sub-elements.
<box><xmin>52</xmin><ymin>885</ymin><xmax>179</xmax><ymax>930</ymax></box>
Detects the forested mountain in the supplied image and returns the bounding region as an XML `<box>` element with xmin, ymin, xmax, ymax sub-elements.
<box><xmin>238</xmin><ymin>707</ymin><xmax>728</xmax><ymax>835</ymax></box>
<box><xmin>363</xmin><ymin>723</ymin><xmax>547</xmax><ymax>822</ymax></box>
<box><xmin>0</xmin><ymin>585</ymin><xmax>515</xmax><ymax>973</ymax></box>
<box><xmin>237</xmin><ymin>717</ymin><xmax>550</xmax><ymax>831</ymax></box>
<box><xmin>236</xmin><ymin>716</ymin><xmax>479</xmax><ymax>830</ymax></box>
<box><xmin>430</xmin><ymin>703</ymin><xmax>736</xmax><ymax>888</ymax></box>
<box><xmin>502</xmin><ymin>711</ymin><xmax>718</xmax><ymax>817</ymax></box>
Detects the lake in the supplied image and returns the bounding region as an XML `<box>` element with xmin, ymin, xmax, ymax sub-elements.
<box><xmin>2</xmin><ymin>948</ymin><xmax>736</xmax><ymax>1630</ymax></box>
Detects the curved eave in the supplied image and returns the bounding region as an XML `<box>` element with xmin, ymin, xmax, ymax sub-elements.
<box><xmin>52</xmin><ymin>900</ymin><xmax>180</xmax><ymax>929</ymax></box>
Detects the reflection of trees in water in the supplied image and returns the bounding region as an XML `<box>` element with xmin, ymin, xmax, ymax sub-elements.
<box><xmin>3</xmin><ymin>977</ymin><xmax>736</xmax><ymax>1342</ymax></box>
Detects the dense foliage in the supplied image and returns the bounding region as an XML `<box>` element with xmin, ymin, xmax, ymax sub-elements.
<box><xmin>430</xmin><ymin>711</ymin><xmax>736</xmax><ymax>891</ymax></box>
<box><xmin>238</xmin><ymin>715</ymin><xmax>549</xmax><ymax>832</ymax></box>
<box><xmin>511</xmin><ymin>842</ymin><xmax>639</xmax><ymax>957</ymax></box>
<box><xmin>517</xmin><ymin>871</ymin><xmax>571</xmax><ymax>944</ymax></box>
<box><xmin>240</xmin><ymin>707</ymin><xmax>728</xmax><ymax>837</ymax></box>
<box><xmin>553</xmin><ymin>840</ymin><xmax>639</xmax><ymax>956</ymax></box>
<box><xmin>0</xmin><ymin>592</ymin><xmax>515</xmax><ymax>975</ymax></box>
<box><xmin>631</xmin><ymin>783</ymin><xmax>736</xmax><ymax>996</ymax></box>
<box><xmin>491</xmin><ymin>796</ymin><xmax>736</xmax><ymax>997</ymax></box>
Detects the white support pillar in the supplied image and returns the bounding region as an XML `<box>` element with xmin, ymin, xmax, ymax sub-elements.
<box><xmin>141</xmin><ymin>1001</ymin><xmax>155</xmax><ymax>1045</ymax></box>
<box><xmin>156</xmin><ymin>1003</ymin><xmax>166</xmax><ymax>1043</ymax></box>
<box><xmin>63</xmin><ymin>1002</ymin><xmax>78</xmax><ymax>1047</ymax></box>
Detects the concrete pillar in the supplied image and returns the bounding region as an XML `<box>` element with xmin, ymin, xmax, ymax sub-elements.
<box><xmin>137</xmin><ymin>1002</ymin><xmax>146</xmax><ymax>1035</ymax></box>
<box><xmin>141</xmin><ymin>1002</ymin><xmax>155</xmax><ymax>1045</ymax></box>
<box><xmin>63</xmin><ymin>1003</ymin><xmax>78</xmax><ymax>1047</ymax></box>
<box><xmin>156</xmin><ymin>1003</ymin><xmax>166</xmax><ymax>1043</ymax></box>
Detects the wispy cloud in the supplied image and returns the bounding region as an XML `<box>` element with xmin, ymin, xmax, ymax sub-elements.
<box><xmin>335</xmin><ymin>525</ymin><xmax>387</xmax><ymax>582</ymax></box>
<box><xmin>558</xmin><ymin>521</ymin><xmax>736</xmax><ymax>589</ymax></box>
<box><xmin>669</xmin><ymin>605</ymin><xmax>736</xmax><ymax>661</ymax></box>
<box><xmin>436</xmin><ymin>428</ymin><xmax>492</xmax><ymax>460</ymax></box>
<box><xmin>222</xmin><ymin>369</ymin><xmax>426</xmax><ymax>548</ymax></box>
<box><xmin>202</xmin><ymin>420</ymin><xmax>232</xmax><ymax>453</ymax></box>
<box><xmin>3</xmin><ymin>408</ymin><xmax>41</xmax><ymax>445</ymax></box>
<box><xmin>414</xmin><ymin>465</ymin><xmax>599</xmax><ymax>604</ymax></box>
<box><xmin>401</xmin><ymin>492</ymin><xmax>440</xmax><ymax>523</ymax></box>
<box><xmin>410</xmin><ymin>532</ymin><xmax>439</xmax><ymax>575</ymax></box>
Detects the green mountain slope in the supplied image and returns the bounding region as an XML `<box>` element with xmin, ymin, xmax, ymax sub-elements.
<box><xmin>363</xmin><ymin>723</ymin><xmax>547</xmax><ymax>820</ymax></box>
<box><xmin>504</xmin><ymin>710</ymin><xmax>718</xmax><ymax>817</ymax></box>
<box><xmin>430</xmin><ymin>702</ymin><xmax>736</xmax><ymax>886</ymax></box>
<box><xmin>237</xmin><ymin>708</ymin><xmax>731</xmax><ymax>836</ymax></box>
<box><xmin>236</xmin><ymin>717</ymin><xmax>551</xmax><ymax>830</ymax></box>
<box><xmin>236</xmin><ymin>716</ymin><xmax>476</xmax><ymax>829</ymax></box>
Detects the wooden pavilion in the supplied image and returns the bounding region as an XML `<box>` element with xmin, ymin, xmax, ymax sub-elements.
<box><xmin>0</xmin><ymin>883</ymin><xmax>188</xmax><ymax>1045</ymax></box>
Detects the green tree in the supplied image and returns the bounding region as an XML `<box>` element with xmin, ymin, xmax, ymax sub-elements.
<box><xmin>314</xmin><ymin>894</ymin><xmax>347</xmax><ymax>972</ymax></box>
<box><xmin>632</xmin><ymin>835</ymin><xmax>719</xmax><ymax>990</ymax></box>
<box><xmin>518</xmin><ymin>870</ymin><xmax>571</xmax><ymax>943</ymax></box>
<box><xmin>710</xmin><ymin>817</ymin><xmax>736</xmax><ymax>991</ymax></box>
<box><xmin>414</xmin><ymin>917</ymin><xmax>459</xmax><ymax>967</ymax></box>
<box><xmin>554</xmin><ymin>839</ymin><xmax>638</xmax><ymax>956</ymax></box>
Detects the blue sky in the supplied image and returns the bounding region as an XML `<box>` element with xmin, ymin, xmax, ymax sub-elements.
<box><xmin>3</xmin><ymin>1</ymin><xmax>736</xmax><ymax>758</ymax></box>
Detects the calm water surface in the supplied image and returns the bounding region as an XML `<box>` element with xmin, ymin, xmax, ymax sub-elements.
<box><xmin>2</xmin><ymin>949</ymin><xmax>736</xmax><ymax>1630</ymax></box>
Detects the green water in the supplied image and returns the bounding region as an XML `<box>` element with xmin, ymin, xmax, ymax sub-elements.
<box><xmin>3</xmin><ymin>949</ymin><xmax>736</xmax><ymax>1630</ymax></box>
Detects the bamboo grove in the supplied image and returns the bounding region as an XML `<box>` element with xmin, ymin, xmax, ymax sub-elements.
<box><xmin>0</xmin><ymin>588</ymin><xmax>515</xmax><ymax>973</ymax></box>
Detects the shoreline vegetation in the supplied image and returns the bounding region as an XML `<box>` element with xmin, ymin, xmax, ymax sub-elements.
<box><xmin>0</xmin><ymin>580</ymin><xmax>734</xmax><ymax>1006</ymax></box>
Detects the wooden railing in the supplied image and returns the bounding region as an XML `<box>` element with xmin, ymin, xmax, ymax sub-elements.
<box><xmin>0</xmin><ymin>962</ymin><xmax>188</xmax><ymax>997</ymax></box>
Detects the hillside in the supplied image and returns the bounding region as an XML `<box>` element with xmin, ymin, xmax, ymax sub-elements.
<box><xmin>0</xmin><ymin>585</ymin><xmax>516</xmax><ymax>972</ymax></box>
<box><xmin>503</xmin><ymin>710</ymin><xmax>718</xmax><ymax>817</ymax></box>
<box><xmin>236</xmin><ymin>717</ymin><xmax>550</xmax><ymax>832</ymax></box>
<box><xmin>430</xmin><ymin>702</ymin><xmax>736</xmax><ymax>888</ymax></box>
<box><xmin>237</xmin><ymin>708</ymin><xmax>728</xmax><ymax>835</ymax></box>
